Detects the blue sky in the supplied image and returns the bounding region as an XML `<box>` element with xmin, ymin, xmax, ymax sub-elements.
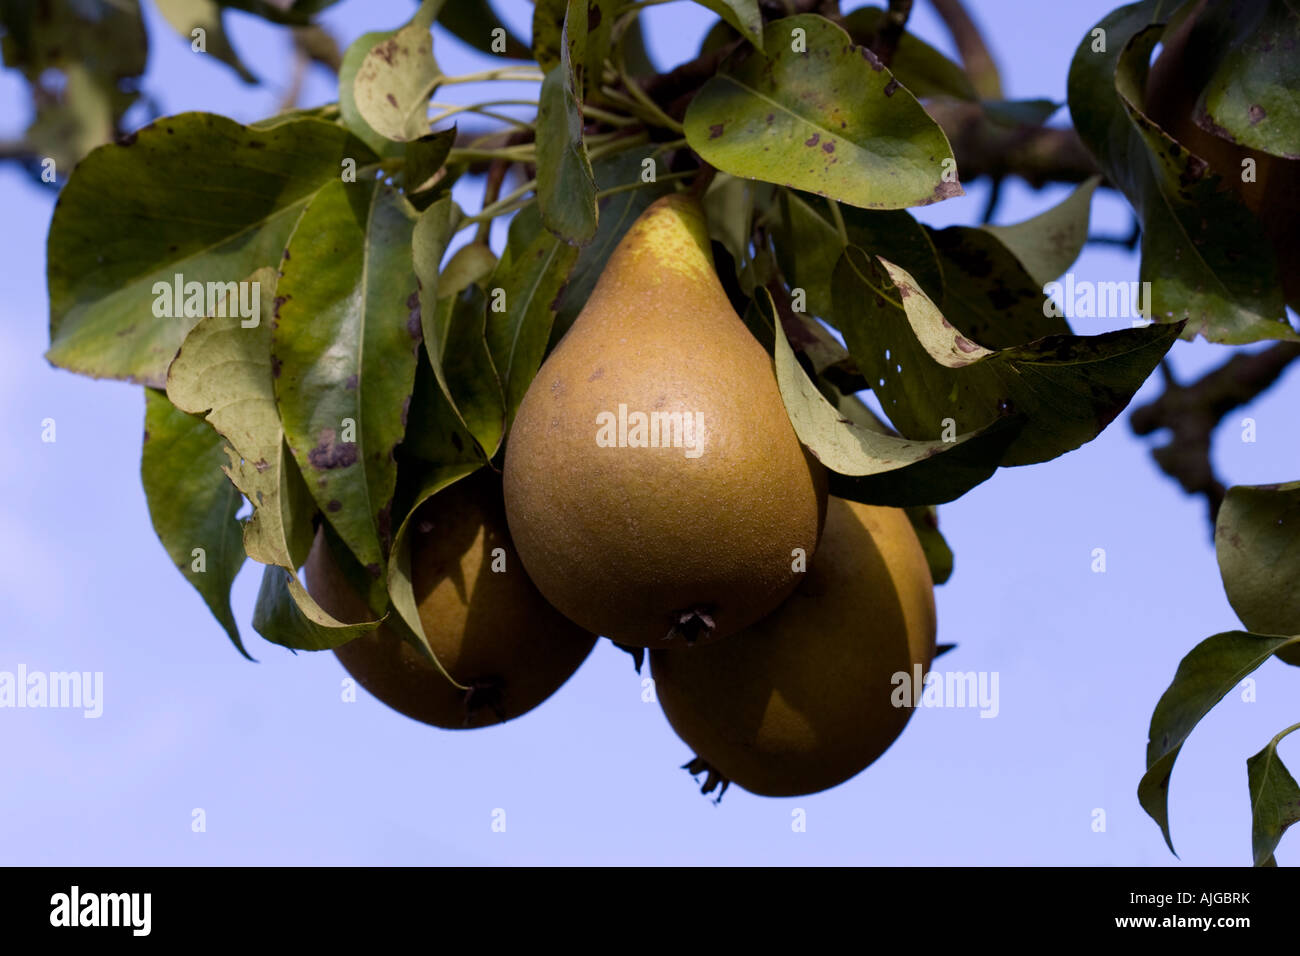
<box><xmin>1</xmin><ymin>0</ymin><xmax>1296</xmax><ymax>865</ymax></box>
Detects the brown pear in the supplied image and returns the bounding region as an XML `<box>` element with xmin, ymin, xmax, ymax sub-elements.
<box><xmin>304</xmin><ymin>469</ymin><xmax>596</xmax><ymax>729</ymax></box>
<box><xmin>651</xmin><ymin>497</ymin><xmax>937</xmax><ymax>797</ymax></box>
<box><xmin>502</xmin><ymin>193</ymin><xmax>827</xmax><ymax>647</ymax></box>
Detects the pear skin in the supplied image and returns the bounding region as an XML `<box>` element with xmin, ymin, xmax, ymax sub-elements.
<box><xmin>651</xmin><ymin>497</ymin><xmax>937</xmax><ymax>797</ymax></box>
<box><xmin>503</xmin><ymin>193</ymin><xmax>827</xmax><ymax>647</ymax></box>
<box><xmin>304</xmin><ymin>470</ymin><xmax>596</xmax><ymax>729</ymax></box>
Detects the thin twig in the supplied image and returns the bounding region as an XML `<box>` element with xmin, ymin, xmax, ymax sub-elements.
<box><xmin>1129</xmin><ymin>342</ymin><xmax>1300</xmax><ymax>526</ymax></box>
<box><xmin>929</xmin><ymin>0</ymin><xmax>1002</xmax><ymax>99</ymax></box>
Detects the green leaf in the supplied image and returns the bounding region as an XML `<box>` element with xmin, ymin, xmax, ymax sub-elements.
<box><xmin>436</xmin><ymin>0</ymin><xmax>530</xmax><ymax>60</ymax></box>
<box><xmin>386</xmin><ymin>462</ymin><xmax>483</xmax><ymax>687</ymax></box>
<box><xmin>440</xmin><ymin>242</ymin><xmax>498</xmax><ymax>295</ymax></box>
<box><xmin>46</xmin><ymin>113</ymin><xmax>377</xmax><ymax>387</ymax></box>
<box><xmin>1067</xmin><ymin>4</ymin><xmax>1296</xmax><ymax>344</ymax></box>
<box><xmin>532</xmin><ymin>0</ymin><xmax>615</xmax><ymax>93</ymax></box>
<box><xmin>980</xmin><ymin>98</ymin><xmax>1059</xmax><ymax>127</ymax></box>
<box><xmin>252</xmin><ymin>563</ymin><xmax>379</xmax><ymax>651</ymax></box>
<box><xmin>166</xmin><ymin>268</ymin><xmax>376</xmax><ymax>650</ymax></box>
<box><xmin>484</xmin><ymin>206</ymin><xmax>580</xmax><ymax>428</ymax></box>
<box><xmin>1138</xmin><ymin>631</ymin><xmax>1300</xmax><ymax>855</ymax></box>
<box><xmin>692</xmin><ymin>0</ymin><xmax>763</xmax><ymax>50</ymax></box>
<box><xmin>773</xmin><ymin>189</ymin><xmax>944</xmax><ymax>320</ymax></box>
<box><xmin>702</xmin><ymin>173</ymin><xmax>757</xmax><ymax>278</ymax></box>
<box><xmin>834</xmin><ymin>249</ymin><xmax>1180</xmax><ymax>466</ymax></box>
<box><xmin>981</xmin><ymin>176</ymin><xmax>1100</xmax><ymax>288</ymax></box>
<box><xmin>1247</xmin><ymin>725</ymin><xmax>1300</xmax><ymax>867</ymax></box>
<box><xmin>905</xmin><ymin>505</ymin><xmax>953</xmax><ymax>586</ymax></box>
<box><xmin>141</xmin><ymin>388</ymin><xmax>248</xmax><ymax>658</ymax></box>
<box><xmin>685</xmin><ymin>14</ymin><xmax>962</xmax><ymax>210</ymax></box>
<box><xmin>841</xmin><ymin>5</ymin><xmax>977</xmax><ymax>101</ymax></box>
<box><xmin>273</xmin><ymin>180</ymin><xmax>422</xmax><ymax>579</ymax></box>
<box><xmin>412</xmin><ymin>199</ymin><xmax>506</xmax><ymax>459</ymax></box>
<box><xmin>535</xmin><ymin>0</ymin><xmax>598</xmax><ymax>244</ymax></box>
<box><xmin>772</xmin><ymin>296</ymin><xmax>1017</xmax><ymax>505</ymax></box>
<box><xmin>402</xmin><ymin>345</ymin><xmax>485</xmax><ymax>466</ymax></box>
<box><xmin>155</xmin><ymin>0</ymin><xmax>257</xmax><ymax>83</ymax></box>
<box><xmin>928</xmin><ymin>226</ymin><xmax>1069</xmax><ymax>348</ymax></box>
<box><xmin>404</xmin><ymin>125</ymin><xmax>456</xmax><ymax>197</ymax></box>
<box><xmin>1192</xmin><ymin>0</ymin><xmax>1300</xmax><ymax>158</ymax></box>
<box><xmin>1216</xmin><ymin>481</ymin><xmax>1300</xmax><ymax>642</ymax></box>
<box><xmin>352</xmin><ymin>0</ymin><xmax>445</xmax><ymax>143</ymax></box>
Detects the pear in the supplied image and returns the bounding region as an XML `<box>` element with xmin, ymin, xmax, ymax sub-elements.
<box><xmin>651</xmin><ymin>497</ymin><xmax>937</xmax><ymax>797</ymax></box>
<box><xmin>304</xmin><ymin>469</ymin><xmax>596</xmax><ymax>729</ymax></box>
<box><xmin>503</xmin><ymin>193</ymin><xmax>827</xmax><ymax>647</ymax></box>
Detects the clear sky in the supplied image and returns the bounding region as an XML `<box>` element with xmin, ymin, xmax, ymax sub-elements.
<box><xmin>1</xmin><ymin>0</ymin><xmax>1296</xmax><ymax>865</ymax></box>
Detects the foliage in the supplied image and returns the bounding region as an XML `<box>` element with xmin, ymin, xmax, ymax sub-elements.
<box><xmin>18</xmin><ymin>0</ymin><xmax>1299</xmax><ymax>858</ymax></box>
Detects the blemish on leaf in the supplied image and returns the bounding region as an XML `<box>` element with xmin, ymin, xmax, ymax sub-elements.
<box><xmin>327</xmin><ymin>499</ymin><xmax>342</xmax><ymax>512</ymax></box>
<box><xmin>709</xmin><ymin>123</ymin><xmax>725</xmax><ymax>139</ymax></box>
<box><xmin>858</xmin><ymin>46</ymin><xmax>884</xmax><ymax>71</ymax></box>
<box><xmin>253</xmin><ymin>458</ymin><xmax>270</xmax><ymax>472</ymax></box>
<box><xmin>309</xmin><ymin>430</ymin><xmax>358</xmax><ymax>470</ymax></box>
<box><xmin>115</xmin><ymin>131</ymin><xmax>138</xmax><ymax>146</ymax></box>
<box><xmin>822</xmin><ymin>141</ymin><xmax>835</xmax><ymax>154</ymax></box>
<box><xmin>406</xmin><ymin>291</ymin><xmax>422</xmax><ymax>339</ymax></box>
<box><xmin>270</xmin><ymin>354</ymin><xmax>282</xmax><ymax>378</ymax></box>
<box><xmin>805</xmin><ymin>133</ymin><xmax>820</xmax><ymax>147</ymax></box>
<box><xmin>345</xmin><ymin>374</ymin><xmax>358</xmax><ymax>390</ymax></box>
<box><xmin>884</xmin><ymin>78</ymin><xmax>899</xmax><ymax>97</ymax></box>
<box><xmin>282</xmin><ymin>248</ymin><xmax>291</xmax><ymax>261</ymax></box>
<box><xmin>450</xmin><ymin>432</ymin><xmax>463</xmax><ymax>452</ymax></box>
<box><xmin>386</xmin><ymin>93</ymin><xmax>398</xmax><ymax>108</ymax></box>
<box><xmin>1248</xmin><ymin>104</ymin><xmax>1266</xmax><ymax>125</ymax></box>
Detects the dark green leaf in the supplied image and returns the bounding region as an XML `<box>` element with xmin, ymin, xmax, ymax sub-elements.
<box><xmin>834</xmin><ymin>249</ymin><xmax>1180</xmax><ymax>466</ymax></box>
<box><xmin>485</xmin><ymin>206</ymin><xmax>580</xmax><ymax>427</ymax></box>
<box><xmin>928</xmin><ymin>226</ymin><xmax>1069</xmax><ymax>348</ymax></box>
<box><xmin>905</xmin><ymin>505</ymin><xmax>953</xmax><ymax>585</ymax></box>
<box><xmin>980</xmin><ymin>98</ymin><xmax>1059</xmax><ymax>127</ymax></box>
<box><xmin>1138</xmin><ymin>631</ymin><xmax>1300</xmax><ymax>854</ymax></box>
<box><xmin>535</xmin><ymin>0</ymin><xmax>598</xmax><ymax>244</ymax></box>
<box><xmin>1247</xmin><ymin>725</ymin><xmax>1300</xmax><ymax>867</ymax></box>
<box><xmin>412</xmin><ymin>199</ymin><xmax>507</xmax><ymax>459</ymax></box>
<box><xmin>46</xmin><ymin>113</ymin><xmax>377</xmax><ymax>387</ymax></box>
<box><xmin>405</xmin><ymin>125</ymin><xmax>456</xmax><ymax>196</ymax></box>
<box><xmin>1216</xmin><ymin>481</ymin><xmax>1300</xmax><ymax>640</ymax></box>
<box><xmin>273</xmin><ymin>181</ymin><xmax>422</xmax><ymax>578</ymax></box>
<box><xmin>436</xmin><ymin>0</ymin><xmax>530</xmax><ymax>60</ymax></box>
<box><xmin>685</xmin><ymin>14</ymin><xmax>962</xmax><ymax>210</ymax></box>
<box><xmin>1068</xmin><ymin>4</ymin><xmax>1296</xmax><ymax>343</ymax></box>
<box><xmin>141</xmin><ymin>388</ymin><xmax>248</xmax><ymax>658</ymax></box>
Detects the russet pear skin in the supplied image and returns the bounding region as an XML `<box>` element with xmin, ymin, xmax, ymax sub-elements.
<box><xmin>503</xmin><ymin>193</ymin><xmax>827</xmax><ymax>647</ymax></box>
<box><xmin>651</xmin><ymin>498</ymin><xmax>937</xmax><ymax>797</ymax></box>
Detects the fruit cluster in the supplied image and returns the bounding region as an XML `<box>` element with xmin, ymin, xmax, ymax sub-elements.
<box><xmin>307</xmin><ymin>196</ymin><xmax>936</xmax><ymax>798</ymax></box>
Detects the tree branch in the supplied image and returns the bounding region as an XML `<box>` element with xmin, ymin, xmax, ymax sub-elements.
<box><xmin>1129</xmin><ymin>342</ymin><xmax>1300</xmax><ymax>525</ymax></box>
<box><xmin>928</xmin><ymin>0</ymin><xmax>1002</xmax><ymax>99</ymax></box>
